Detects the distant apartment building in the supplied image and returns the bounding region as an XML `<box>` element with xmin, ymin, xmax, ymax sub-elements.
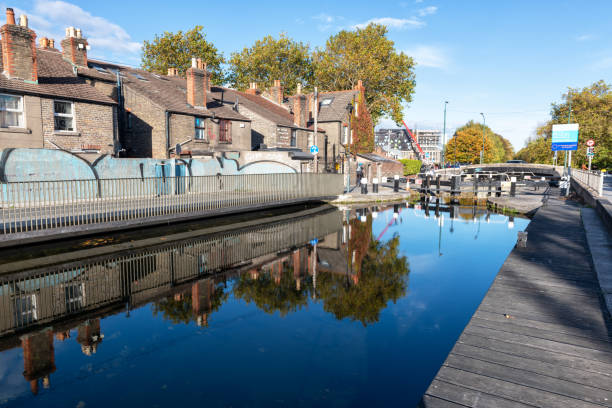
<box><xmin>374</xmin><ymin>128</ymin><xmax>417</xmax><ymax>159</ymax></box>
<box><xmin>414</xmin><ymin>129</ymin><xmax>442</xmax><ymax>163</ymax></box>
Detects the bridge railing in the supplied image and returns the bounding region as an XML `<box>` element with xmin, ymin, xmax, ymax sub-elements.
<box><xmin>571</xmin><ymin>169</ymin><xmax>604</xmax><ymax>196</ymax></box>
<box><xmin>0</xmin><ymin>173</ymin><xmax>344</xmax><ymax>237</ymax></box>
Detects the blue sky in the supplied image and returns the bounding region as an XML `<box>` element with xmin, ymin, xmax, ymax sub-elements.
<box><xmin>9</xmin><ymin>0</ymin><xmax>611</xmax><ymax>150</ymax></box>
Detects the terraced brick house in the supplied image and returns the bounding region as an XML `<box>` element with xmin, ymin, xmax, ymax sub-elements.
<box><xmin>0</xmin><ymin>8</ymin><xmax>117</xmax><ymax>162</ymax></box>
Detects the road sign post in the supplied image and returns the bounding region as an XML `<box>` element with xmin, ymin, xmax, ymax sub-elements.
<box><xmin>552</xmin><ymin>123</ymin><xmax>579</xmax><ymax>196</ymax></box>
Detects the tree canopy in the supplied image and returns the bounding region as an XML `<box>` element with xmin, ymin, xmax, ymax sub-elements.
<box><xmin>313</xmin><ymin>23</ymin><xmax>416</xmax><ymax>124</ymax></box>
<box><xmin>141</xmin><ymin>26</ymin><xmax>225</xmax><ymax>84</ymax></box>
<box><xmin>226</xmin><ymin>34</ymin><xmax>313</xmax><ymax>95</ymax></box>
<box><xmin>516</xmin><ymin>80</ymin><xmax>612</xmax><ymax>168</ymax></box>
<box><xmin>444</xmin><ymin>121</ymin><xmax>513</xmax><ymax>164</ymax></box>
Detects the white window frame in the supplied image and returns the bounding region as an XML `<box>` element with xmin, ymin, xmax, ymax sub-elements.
<box><xmin>0</xmin><ymin>93</ymin><xmax>25</xmax><ymax>128</ymax></box>
<box><xmin>195</xmin><ymin>117</ymin><xmax>206</xmax><ymax>140</ymax></box>
<box><xmin>53</xmin><ymin>99</ymin><xmax>76</xmax><ymax>132</ymax></box>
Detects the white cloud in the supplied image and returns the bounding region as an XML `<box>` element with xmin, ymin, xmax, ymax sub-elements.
<box><xmin>353</xmin><ymin>17</ymin><xmax>425</xmax><ymax>30</ymax></box>
<box><xmin>418</xmin><ymin>6</ymin><xmax>437</xmax><ymax>17</ymax></box>
<box><xmin>14</xmin><ymin>1</ymin><xmax>140</xmax><ymax>61</ymax></box>
<box><xmin>405</xmin><ymin>45</ymin><xmax>448</xmax><ymax>68</ymax></box>
<box><xmin>312</xmin><ymin>13</ymin><xmax>344</xmax><ymax>31</ymax></box>
<box><xmin>576</xmin><ymin>34</ymin><xmax>596</xmax><ymax>41</ymax></box>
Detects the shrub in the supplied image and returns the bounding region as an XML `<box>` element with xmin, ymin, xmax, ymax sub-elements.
<box><xmin>399</xmin><ymin>159</ymin><xmax>421</xmax><ymax>175</ymax></box>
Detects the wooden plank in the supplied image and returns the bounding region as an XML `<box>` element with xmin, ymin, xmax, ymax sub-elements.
<box><xmin>436</xmin><ymin>366</ymin><xmax>604</xmax><ymax>408</ymax></box>
<box><xmin>419</xmin><ymin>394</ymin><xmax>468</xmax><ymax>408</ymax></box>
<box><xmin>463</xmin><ymin>325</ymin><xmax>612</xmax><ymax>363</ymax></box>
<box><xmin>424</xmin><ymin>379</ymin><xmax>533</xmax><ymax>408</ymax></box>
<box><xmin>458</xmin><ymin>332</ymin><xmax>612</xmax><ymax>376</ymax></box>
<box><xmin>444</xmin><ymin>354</ymin><xmax>612</xmax><ymax>405</ymax></box>
<box><xmin>473</xmin><ymin>310</ymin><xmax>612</xmax><ymax>342</ymax></box>
<box><xmin>452</xmin><ymin>342</ymin><xmax>612</xmax><ymax>391</ymax></box>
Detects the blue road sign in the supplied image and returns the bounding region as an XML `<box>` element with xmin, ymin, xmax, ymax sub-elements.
<box><xmin>310</xmin><ymin>145</ymin><xmax>319</xmax><ymax>155</ymax></box>
<box><xmin>552</xmin><ymin>124</ymin><xmax>579</xmax><ymax>151</ymax></box>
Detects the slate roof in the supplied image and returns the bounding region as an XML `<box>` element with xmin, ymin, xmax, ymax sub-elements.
<box><xmin>79</xmin><ymin>59</ymin><xmax>249</xmax><ymax>121</ymax></box>
<box><xmin>0</xmin><ymin>49</ymin><xmax>115</xmax><ymax>105</ymax></box>
<box><xmin>209</xmin><ymin>87</ymin><xmax>299</xmax><ymax>128</ymax></box>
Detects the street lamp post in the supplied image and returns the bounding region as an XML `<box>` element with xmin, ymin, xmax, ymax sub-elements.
<box><xmin>442</xmin><ymin>101</ymin><xmax>448</xmax><ymax>171</ymax></box>
<box><xmin>345</xmin><ymin>102</ymin><xmax>353</xmax><ymax>193</ymax></box>
<box><xmin>480</xmin><ymin>112</ymin><xmax>486</xmax><ymax>164</ymax></box>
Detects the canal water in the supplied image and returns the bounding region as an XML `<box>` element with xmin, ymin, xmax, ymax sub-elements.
<box><xmin>0</xmin><ymin>203</ymin><xmax>528</xmax><ymax>407</ymax></box>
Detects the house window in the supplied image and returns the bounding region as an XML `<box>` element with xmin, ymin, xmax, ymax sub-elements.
<box><xmin>320</xmin><ymin>97</ymin><xmax>333</xmax><ymax>107</ymax></box>
<box><xmin>195</xmin><ymin>117</ymin><xmax>206</xmax><ymax>140</ymax></box>
<box><xmin>54</xmin><ymin>100</ymin><xmax>75</xmax><ymax>131</ymax></box>
<box><xmin>290</xmin><ymin>129</ymin><xmax>297</xmax><ymax>147</ymax></box>
<box><xmin>65</xmin><ymin>283</ymin><xmax>85</xmax><ymax>313</ymax></box>
<box><xmin>0</xmin><ymin>94</ymin><xmax>24</xmax><ymax>128</ymax></box>
<box><xmin>13</xmin><ymin>294</ymin><xmax>37</xmax><ymax>326</ymax></box>
<box><xmin>219</xmin><ymin>119</ymin><xmax>231</xmax><ymax>143</ymax></box>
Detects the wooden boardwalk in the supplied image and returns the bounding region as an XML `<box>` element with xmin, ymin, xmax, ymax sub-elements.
<box><xmin>420</xmin><ymin>190</ymin><xmax>612</xmax><ymax>407</ymax></box>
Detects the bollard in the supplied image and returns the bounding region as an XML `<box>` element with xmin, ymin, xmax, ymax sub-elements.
<box><xmin>372</xmin><ymin>178</ymin><xmax>379</xmax><ymax>193</ymax></box>
<box><xmin>488</xmin><ymin>175</ymin><xmax>492</xmax><ymax>196</ymax></box>
<box><xmin>393</xmin><ymin>175</ymin><xmax>399</xmax><ymax>192</ymax></box>
<box><xmin>372</xmin><ymin>206</ymin><xmax>379</xmax><ymax>219</ymax></box>
<box><xmin>436</xmin><ymin>175</ymin><xmax>441</xmax><ymax>195</ymax></box>
<box><xmin>393</xmin><ymin>204</ymin><xmax>399</xmax><ymax>219</ymax></box>
<box><xmin>510</xmin><ymin>176</ymin><xmax>516</xmax><ymax>197</ymax></box>
<box><xmin>361</xmin><ymin>177</ymin><xmax>368</xmax><ymax>194</ymax></box>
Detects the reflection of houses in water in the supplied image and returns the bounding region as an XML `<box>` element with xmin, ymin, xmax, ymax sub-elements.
<box><xmin>0</xmin><ymin>207</ymin><xmax>343</xmax><ymax>395</ymax></box>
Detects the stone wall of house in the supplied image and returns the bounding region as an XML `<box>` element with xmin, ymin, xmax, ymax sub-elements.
<box><xmin>236</xmin><ymin>105</ymin><xmax>277</xmax><ymax>149</ymax></box>
<box><xmin>41</xmin><ymin>99</ymin><xmax>115</xmax><ymax>156</ymax></box>
<box><xmin>86</xmin><ymin>78</ymin><xmax>118</xmax><ymax>101</ymax></box>
<box><xmin>0</xmin><ymin>94</ymin><xmax>44</xmax><ymax>149</ymax></box>
<box><xmin>122</xmin><ymin>86</ymin><xmax>167</xmax><ymax>158</ymax></box>
<box><xmin>169</xmin><ymin>113</ymin><xmax>251</xmax><ymax>155</ymax></box>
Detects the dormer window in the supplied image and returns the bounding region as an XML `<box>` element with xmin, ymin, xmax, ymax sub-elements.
<box><xmin>90</xmin><ymin>64</ymin><xmax>108</xmax><ymax>73</ymax></box>
<box><xmin>0</xmin><ymin>94</ymin><xmax>24</xmax><ymax>128</ymax></box>
<box><xmin>320</xmin><ymin>97</ymin><xmax>333</xmax><ymax>106</ymax></box>
<box><xmin>130</xmin><ymin>72</ymin><xmax>148</xmax><ymax>81</ymax></box>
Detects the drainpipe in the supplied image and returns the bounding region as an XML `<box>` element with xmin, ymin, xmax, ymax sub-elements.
<box><xmin>115</xmin><ymin>72</ymin><xmax>124</xmax><ymax>154</ymax></box>
<box><xmin>165</xmin><ymin>110</ymin><xmax>171</xmax><ymax>159</ymax></box>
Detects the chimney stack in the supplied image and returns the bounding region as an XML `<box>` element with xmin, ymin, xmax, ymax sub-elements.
<box><xmin>49</xmin><ymin>38</ymin><xmax>54</xmax><ymax>48</ymax></box>
<box><xmin>1</xmin><ymin>8</ymin><xmax>38</xmax><ymax>82</ymax></box>
<box><xmin>61</xmin><ymin>26</ymin><xmax>88</xmax><ymax>67</ymax></box>
<box><xmin>293</xmin><ymin>94</ymin><xmax>307</xmax><ymax>128</ymax></box>
<box><xmin>245</xmin><ymin>82</ymin><xmax>259</xmax><ymax>95</ymax></box>
<box><xmin>186</xmin><ymin>57</ymin><xmax>207</xmax><ymax>108</ymax></box>
<box><xmin>269</xmin><ymin>79</ymin><xmax>284</xmax><ymax>105</ymax></box>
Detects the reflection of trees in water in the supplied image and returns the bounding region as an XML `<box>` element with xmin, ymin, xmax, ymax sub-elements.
<box><xmin>317</xmin><ymin>235</ymin><xmax>410</xmax><ymax>326</ymax></box>
<box><xmin>152</xmin><ymin>281</ymin><xmax>228</xmax><ymax>325</ymax></box>
<box><xmin>233</xmin><ymin>267</ymin><xmax>312</xmax><ymax>317</ymax></box>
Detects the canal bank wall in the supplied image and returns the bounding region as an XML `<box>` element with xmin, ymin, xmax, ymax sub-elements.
<box><xmin>420</xmin><ymin>189</ymin><xmax>612</xmax><ymax>408</ymax></box>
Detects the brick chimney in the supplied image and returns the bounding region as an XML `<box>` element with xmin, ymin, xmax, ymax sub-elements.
<box><xmin>354</xmin><ymin>79</ymin><xmax>365</xmax><ymax>92</ymax></box>
<box><xmin>167</xmin><ymin>67</ymin><xmax>178</xmax><ymax>76</ymax></box>
<box><xmin>1</xmin><ymin>8</ymin><xmax>38</xmax><ymax>83</ymax></box>
<box><xmin>269</xmin><ymin>79</ymin><xmax>283</xmax><ymax>105</ymax></box>
<box><xmin>245</xmin><ymin>82</ymin><xmax>259</xmax><ymax>95</ymax></box>
<box><xmin>293</xmin><ymin>84</ymin><xmax>307</xmax><ymax>128</ymax></box>
<box><xmin>186</xmin><ymin>57</ymin><xmax>207</xmax><ymax>108</ymax></box>
<box><xmin>61</xmin><ymin>26</ymin><xmax>88</xmax><ymax>66</ymax></box>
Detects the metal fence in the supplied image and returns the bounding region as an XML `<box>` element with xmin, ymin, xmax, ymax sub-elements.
<box><xmin>0</xmin><ymin>173</ymin><xmax>344</xmax><ymax>236</ymax></box>
<box><xmin>571</xmin><ymin>169</ymin><xmax>604</xmax><ymax>196</ymax></box>
<box><xmin>0</xmin><ymin>208</ymin><xmax>342</xmax><ymax>336</ymax></box>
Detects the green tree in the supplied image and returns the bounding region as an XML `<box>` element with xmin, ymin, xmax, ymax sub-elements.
<box><xmin>313</xmin><ymin>23</ymin><xmax>416</xmax><ymax>124</ymax></box>
<box><xmin>444</xmin><ymin>121</ymin><xmax>499</xmax><ymax>164</ymax></box>
<box><xmin>141</xmin><ymin>26</ymin><xmax>225</xmax><ymax>84</ymax></box>
<box><xmin>317</xmin><ymin>234</ymin><xmax>410</xmax><ymax>326</ymax></box>
<box><xmin>226</xmin><ymin>33</ymin><xmax>313</xmax><ymax>95</ymax></box>
<box><xmin>233</xmin><ymin>268</ymin><xmax>311</xmax><ymax>316</ymax></box>
<box><xmin>351</xmin><ymin>90</ymin><xmax>375</xmax><ymax>153</ymax></box>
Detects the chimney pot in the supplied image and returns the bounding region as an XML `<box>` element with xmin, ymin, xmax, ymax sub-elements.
<box><xmin>191</xmin><ymin>57</ymin><xmax>197</xmax><ymax>68</ymax></box>
<box><xmin>167</xmin><ymin>67</ymin><xmax>178</xmax><ymax>76</ymax></box>
<box><xmin>296</xmin><ymin>83</ymin><xmax>302</xmax><ymax>94</ymax></box>
<box><xmin>49</xmin><ymin>38</ymin><xmax>55</xmax><ymax>48</ymax></box>
<box><xmin>40</xmin><ymin>37</ymin><xmax>48</xmax><ymax>48</ymax></box>
<box><xmin>18</xmin><ymin>14</ymin><xmax>27</xmax><ymax>27</ymax></box>
<box><xmin>5</xmin><ymin>8</ymin><xmax>15</xmax><ymax>25</ymax></box>
<box><xmin>76</xmin><ymin>28</ymin><xmax>82</xmax><ymax>39</ymax></box>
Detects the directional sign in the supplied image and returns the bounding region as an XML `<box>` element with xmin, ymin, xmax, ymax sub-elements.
<box><xmin>587</xmin><ymin>147</ymin><xmax>595</xmax><ymax>157</ymax></box>
<box><xmin>586</xmin><ymin>139</ymin><xmax>595</xmax><ymax>147</ymax></box>
<box><xmin>551</xmin><ymin>124</ymin><xmax>579</xmax><ymax>151</ymax></box>
<box><xmin>310</xmin><ymin>145</ymin><xmax>319</xmax><ymax>155</ymax></box>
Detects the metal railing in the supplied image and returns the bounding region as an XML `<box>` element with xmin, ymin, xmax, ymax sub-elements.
<box><xmin>0</xmin><ymin>173</ymin><xmax>344</xmax><ymax>237</ymax></box>
<box><xmin>0</xmin><ymin>208</ymin><xmax>342</xmax><ymax>336</ymax></box>
<box><xmin>571</xmin><ymin>169</ymin><xmax>604</xmax><ymax>196</ymax></box>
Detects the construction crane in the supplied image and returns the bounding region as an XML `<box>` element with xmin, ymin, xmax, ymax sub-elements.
<box><xmin>402</xmin><ymin>120</ymin><xmax>424</xmax><ymax>160</ymax></box>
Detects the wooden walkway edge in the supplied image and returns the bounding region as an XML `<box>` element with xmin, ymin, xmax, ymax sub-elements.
<box><xmin>419</xmin><ymin>190</ymin><xmax>612</xmax><ymax>407</ymax></box>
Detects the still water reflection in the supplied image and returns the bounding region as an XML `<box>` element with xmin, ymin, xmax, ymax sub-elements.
<box><xmin>0</xmin><ymin>203</ymin><xmax>527</xmax><ymax>407</ymax></box>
